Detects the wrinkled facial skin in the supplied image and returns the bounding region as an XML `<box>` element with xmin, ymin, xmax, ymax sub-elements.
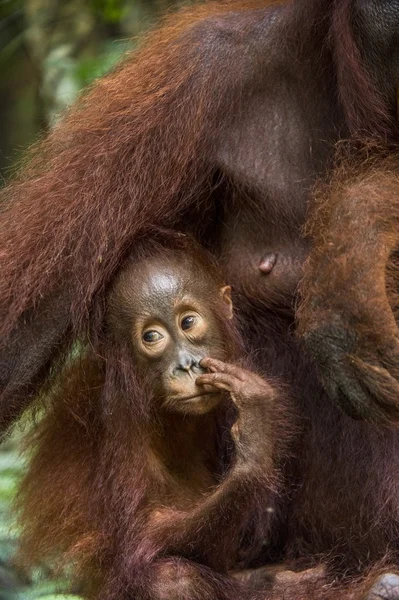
<box><xmin>124</xmin><ymin>256</ymin><xmax>233</xmax><ymax>415</ymax></box>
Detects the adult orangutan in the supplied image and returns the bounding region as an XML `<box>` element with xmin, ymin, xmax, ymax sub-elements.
<box><xmin>2</xmin><ymin>0</ymin><xmax>399</xmax><ymax>597</ymax></box>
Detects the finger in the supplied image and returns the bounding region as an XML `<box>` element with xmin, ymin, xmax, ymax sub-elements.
<box><xmin>196</xmin><ymin>375</ymin><xmax>217</xmax><ymax>388</ymax></box>
<box><xmin>200</xmin><ymin>358</ymin><xmax>246</xmax><ymax>381</ymax></box>
<box><xmin>350</xmin><ymin>357</ymin><xmax>399</xmax><ymax>422</ymax></box>
<box><xmin>329</xmin><ymin>360</ymin><xmax>387</xmax><ymax>423</ymax></box>
<box><xmin>196</xmin><ymin>372</ymin><xmax>238</xmax><ymax>392</ymax></box>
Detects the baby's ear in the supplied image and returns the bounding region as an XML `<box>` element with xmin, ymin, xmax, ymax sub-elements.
<box><xmin>220</xmin><ymin>286</ymin><xmax>233</xmax><ymax>319</ymax></box>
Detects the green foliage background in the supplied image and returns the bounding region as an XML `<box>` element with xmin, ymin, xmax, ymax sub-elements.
<box><xmin>0</xmin><ymin>0</ymin><xmax>192</xmax><ymax>178</ymax></box>
<box><xmin>0</xmin><ymin>1</ymin><xmax>189</xmax><ymax>597</ymax></box>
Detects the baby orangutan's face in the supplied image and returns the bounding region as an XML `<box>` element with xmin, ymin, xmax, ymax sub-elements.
<box><xmin>118</xmin><ymin>254</ymin><xmax>233</xmax><ymax>415</ymax></box>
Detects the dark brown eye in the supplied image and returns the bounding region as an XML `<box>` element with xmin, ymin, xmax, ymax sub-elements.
<box><xmin>143</xmin><ymin>330</ymin><xmax>163</xmax><ymax>344</ymax></box>
<box><xmin>181</xmin><ymin>315</ymin><xmax>196</xmax><ymax>331</ymax></box>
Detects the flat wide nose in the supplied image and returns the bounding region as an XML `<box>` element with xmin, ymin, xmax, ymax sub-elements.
<box><xmin>173</xmin><ymin>354</ymin><xmax>206</xmax><ymax>376</ymax></box>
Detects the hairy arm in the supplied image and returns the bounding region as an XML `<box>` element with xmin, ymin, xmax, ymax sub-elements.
<box><xmin>297</xmin><ymin>159</ymin><xmax>399</xmax><ymax>423</ymax></box>
<box><xmin>145</xmin><ymin>470</ymin><xmax>267</xmax><ymax>571</ymax></box>
<box><xmin>0</xmin><ymin>294</ymin><xmax>70</xmax><ymax>431</ymax></box>
<box><xmin>295</xmin><ymin>1</ymin><xmax>399</xmax><ymax>424</ymax></box>
<box><xmin>0</xmin><ymin>2</ymin><xmax>284</xmax><ymax>431</ymax></box>
<box><xmin>142</xmin><ymin>361</ymin><xmax>292</xmax><ymax>572</ymax></box>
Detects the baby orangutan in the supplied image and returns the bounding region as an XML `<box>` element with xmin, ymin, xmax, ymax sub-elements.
<box><xmin>15</xmin><ymin>234</ymin><xmax>294</xmax><ymax>600</ymax></box>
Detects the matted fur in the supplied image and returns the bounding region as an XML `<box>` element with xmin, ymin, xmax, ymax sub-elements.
<box><xmin>3</xmin><ymin>1</ymin><xmax>399</xmax><ymax>598</ymax></box>
<box><xmin>15</xmin><ymin>235</ymin><xmax>292</xmax><ymax>599</ymax></box>
<box><xmin>1</xmin><ymin>0</ymin><xmax>393</xmax><ymax>356</ymax></box>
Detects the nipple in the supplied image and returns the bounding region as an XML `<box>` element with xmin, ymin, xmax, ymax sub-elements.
<box><xmin>259</xmin><ymin>252</ymin><xmax>278</xmax><ymax>274</ymax></box>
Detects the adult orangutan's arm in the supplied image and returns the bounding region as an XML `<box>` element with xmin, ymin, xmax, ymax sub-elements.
<box><xmin>297</xmin><ymin>160</ymin><xmax>399</xmax><ymax>424</ymax></box>
<box><xmin>0</xmin><ymin>2</ymin><xmax>281</xmax><ymax>431</ymax></box>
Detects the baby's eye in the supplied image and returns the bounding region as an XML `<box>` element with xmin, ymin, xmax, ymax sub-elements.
<box><xmin>181</xmin><ymin>315</ymin><xmax>197</xmax><ymax>331</ymax></box>
<box><xmin>142</xmin><ymin>330</ymin><xmax>163</xmax><ymax>344</ymax></box>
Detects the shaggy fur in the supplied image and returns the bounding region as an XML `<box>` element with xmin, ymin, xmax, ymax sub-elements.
<box><xmin>16</xmin><ymin>234</ymin><xmax>295</xmax><ymax>599</ymax></box>
<box><xmin>298</xmin><ymin>151</ymin><xmax>399</xmax><ymax>423</ymax></box>
<box><xmin>2</xmin><ymin>0</ymin><xmax>399</xmax><ymax>598</ymax></box>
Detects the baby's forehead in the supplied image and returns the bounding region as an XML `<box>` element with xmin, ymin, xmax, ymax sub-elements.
<box><xmin>136</xmin><ymin>255</ymin><xmax>194</xmax><ymax>287</ymax></box>
<box><xmin>140</xmin><ymin>268</ymin><xmax>187</xmax><ymax>302</ymax></box>
<box><xmin>125</xmin><ymin>254</ymin><xmax>210</xmax><ymax>306</ymax></box>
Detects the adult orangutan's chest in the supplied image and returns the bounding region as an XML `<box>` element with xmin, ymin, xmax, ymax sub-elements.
<box><xmin>211</xmin><ymin>63</ymin><xmax>341</xmax><ymax>306</ymax></box>
<box><xmin>217</xmin><ymin>192</ymin><xmax>310</xmax><ymax>307</ymax></box>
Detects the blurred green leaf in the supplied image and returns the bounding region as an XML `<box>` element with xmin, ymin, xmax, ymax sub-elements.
<box><xmin>91</xmin><ymin>0</ymin><xmax>126</xmax><ymax>24</ymax></box>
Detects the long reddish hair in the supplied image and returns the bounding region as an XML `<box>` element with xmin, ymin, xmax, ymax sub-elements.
<box><xmin>14</xmin><ymin>230</ymin><xmax>244</xmax><ymax>595</ymax></box>
<box><xmin>2</xmin><ymin>0</ymin><xmax>393</xmax><ymax>347</ymax></box>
